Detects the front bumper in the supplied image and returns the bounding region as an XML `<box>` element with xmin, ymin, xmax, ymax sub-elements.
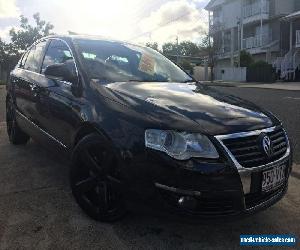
<box><xmin>122</xmin><ymin>126</ymin><xmax>293</xmax><ymax>219</ymax></box>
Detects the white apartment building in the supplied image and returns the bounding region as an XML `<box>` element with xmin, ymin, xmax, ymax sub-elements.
<box><xmin>205</xmin><ymin>0</ymin><xmax>300</xmax><ymax>80</ymax></box>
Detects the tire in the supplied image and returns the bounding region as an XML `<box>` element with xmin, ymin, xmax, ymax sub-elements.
<box><xmin>6</xmin><ymin>96</ymin><xmax>30</xmax><ymax>145</ymax></box>
<box><xmin>70</xmin><ymin>133</ymin><xmax>126</xmax><ymax>222</ymax></box>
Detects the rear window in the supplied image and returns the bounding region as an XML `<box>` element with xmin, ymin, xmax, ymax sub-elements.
<box><xmin>24</xmin><ymin>40</ymin><xmax>47</xmax><ymax>73</ymax></box>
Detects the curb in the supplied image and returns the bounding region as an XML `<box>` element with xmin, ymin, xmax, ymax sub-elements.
<box><xmin>201</xmin><ymin>82</ymin><xmax>300</xmax><ymax>91</ymax></box>
<box><xmin>201</xmin><ymin>81</ymin><xmax>251</xmax><ymax>87</ymax></box>
<box><xmin>239</xmin><ymin>85</ymin><xmax>300</xmax><ymax>91</ymax></box>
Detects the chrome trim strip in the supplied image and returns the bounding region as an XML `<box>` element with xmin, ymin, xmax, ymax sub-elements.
<box><xmin>18</xmin><ymin>38</ymin><xmax>80</xmax><ymax>86</ymax></box>
<box><xmin>215</xmin><ymin>126</ymin><xmax>291</xmax><ymax>195</ymax></box>
<box><xmin>215</xmin><ymin>126</ymin><xmax>277</xmax><ymax>140</ymax></box>
<box><xmin>155</xmin><ymin>183</ymin><xmax>202</xmax><ymax>197</ymax></box>
<box><xmin>16</xmin><ymin>110</ymin><xmax>67</xmax><ymax>148</ymax></box>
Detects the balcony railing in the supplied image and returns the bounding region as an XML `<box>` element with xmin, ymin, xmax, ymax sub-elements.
<box><xmin>243</xmin><ymin>0</ymin><xmax>269</xmax><ymax>18</ymax></box>
<box><xmin>209</xmin><ymin>16</ymin><xmax>223</xmax><ymax>33</ymax></box>
<box><xmin>242</xmin><ymin>33</ymin><xmax>271</xmax><ymax>49</ymax></box>
<box><xmin>211</xmin><ymin>16</ymin><xmax>222</xmax><ymax>25</ymax></box>
<box><xmin>296</xmin><ymin>30</ymin><xmax>300</xmax><ymax>48</ymax></box>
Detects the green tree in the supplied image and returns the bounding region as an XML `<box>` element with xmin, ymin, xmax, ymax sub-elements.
<box><xmin>0</xmin><ymin>13</ymin><xmax>54</xmax><ymax>76</ymax></box>
<box><xmin>0</xmin><ymin>39</ymin><xmax>6</xmax><ymax>65</ymax></box>
<box><xmin>145</xmin><ymin>42</ymin><xmax>159</xmax><ymax>51</ymax></box>
<box><xmin>199</xmin><ymin>34</ymin><xmax>215</xmax><ymax>82</ymax></box>
<box><xmin>179</xmin><ymin>41</ymin><xmax>200</xmax><ymax>56</ymax></box>
<box><xmin>0</xmin><ymin>41</ymin><xmax>18</xmax><ymax>70</ymax></box>
<box><xmin>179</xmin><ymin>60</ymin><xmax>193</xmax><ymax>74</ymax></box>
<box><xmin>240</xmin><ymin>50</ymin><xmax>254</xmax><ymax>67</ymax></box>
<box><xmin>199</xmin><ymin>35</ymin><xmax>211</xmax><ymax>54</ymax></box>
<box><xmin>162</xmin><ymin>41</ymin><xmax>201</xmax><ymax>57</ymax></box>
<box><xmin>9</xmin><ymin>13</ymin><xmax>54</xmax><ymax>52</ymax></box>
<box><xmin>162</xmin><ymin>42</ymin><xmax>178</xmax><ymax>56</ymax></box>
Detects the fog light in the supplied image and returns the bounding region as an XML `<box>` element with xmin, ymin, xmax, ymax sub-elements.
<box><xmin>178</xmin><ymin>196</ymin><xmax>197</xmax><ymax>210</ymax></box>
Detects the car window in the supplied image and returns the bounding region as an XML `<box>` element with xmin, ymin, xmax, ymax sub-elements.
<box><xmin>24</xmin><ymin>40</ymin><xmax>47</xmax><ymax>72</ymax></box>
<box><xmin>41</xmin><ymin>39</ymin><xmax>75</xmax><ymax>73</ymax></box>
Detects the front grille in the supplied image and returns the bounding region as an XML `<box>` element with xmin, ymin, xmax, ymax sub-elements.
<box><xmin>222</xmin><ymin>127</ymin><xmax>288</xmax><ymax>168</ymax></box>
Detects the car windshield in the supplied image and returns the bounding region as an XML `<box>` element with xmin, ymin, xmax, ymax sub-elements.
<box><xmin>74</xmin><ymin>39</ymin><xmax>193</xmax><ymax>84</ymax></box>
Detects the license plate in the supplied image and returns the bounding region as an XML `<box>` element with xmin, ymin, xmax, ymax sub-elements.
<box><xmin>262</xmin><ymin>165</ymin><xmax>286</xmax><ymax>192</ymax></box>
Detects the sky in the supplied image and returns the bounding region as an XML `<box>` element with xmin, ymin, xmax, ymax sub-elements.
<box><xmin>0</xmin><ymin>0</ymin><xmax>210</xmax><ymax>45</ymax></box>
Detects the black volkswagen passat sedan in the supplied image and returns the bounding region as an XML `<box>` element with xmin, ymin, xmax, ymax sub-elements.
<box><xmin>6</xmin><ymin>35</ymin><xmax>293</xmax><ymax>221</ymax></box>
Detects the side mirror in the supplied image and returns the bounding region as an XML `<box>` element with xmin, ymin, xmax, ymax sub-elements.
<box><xmin>44</xmin><ymin>62</ymin><xmax>77</xmax><ymax>84</ymax></box>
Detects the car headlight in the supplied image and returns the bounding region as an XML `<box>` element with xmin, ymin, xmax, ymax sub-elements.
<box><xmin>145</xmin><ymin>129</ymin><xmax>219</xmax><ymax>160</ymax></box>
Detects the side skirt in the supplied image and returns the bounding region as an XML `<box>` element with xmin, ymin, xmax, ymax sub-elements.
<box><xmin>15</xmin><ymin>110</ymin><xmax>68</xmax><ymax>152</ymax></box>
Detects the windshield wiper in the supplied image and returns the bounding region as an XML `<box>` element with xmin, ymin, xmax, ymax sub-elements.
<box><xmin>129</xmin><ymin>79</ymin><xmax>150</xmax><ymax>82</ymax></box>
<box><xmin>182</xmin><ymin>79</ymin><xmax>196</xmax><ymax>83</ymax></box>
<box><xmin>128</xmin><ymin>79</ymin><xmax>168</xmax><ymax>82</ymax></box>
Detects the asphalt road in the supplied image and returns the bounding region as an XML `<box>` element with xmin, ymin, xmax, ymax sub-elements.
<box><xmin>0</xmin><ymin>85</ymin><xmax>299</xmax><ymax>250</ymax></box>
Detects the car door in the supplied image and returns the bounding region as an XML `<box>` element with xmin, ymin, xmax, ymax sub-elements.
<box><xmin>13</xmin><ymin>40</ymin><xmax>48</xmax><ymax>126</ymax></box>
<box><xmin>37</xmin><ymin>39</ymin><xmax>82</xmax><ymax>148</ymax></box>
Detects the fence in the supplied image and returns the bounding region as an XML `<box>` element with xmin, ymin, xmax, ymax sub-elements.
<box><xmin>193</xmin><ymin>66</ymin><xmax>211</xmax><ymax>81</ymax></box>
<box><xmin>246</xmin><ymin>64</ymin><xmax>275</xmax><ymax>82</ymax></box>
<box><xmin>242</xmin><ymin>33</ymin><xmax>272</xmax><ymax>49</ymax></box>
<box><xmin>214</xmin><ymin>67</ymin><xmax>247</xmax><ymax>82</ymax></box>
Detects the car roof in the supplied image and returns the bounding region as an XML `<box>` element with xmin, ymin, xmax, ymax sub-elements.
<box><xmin>42</xmin><ymin>34</ymin><xmax>146</xmax><ymax>49</ymax></box>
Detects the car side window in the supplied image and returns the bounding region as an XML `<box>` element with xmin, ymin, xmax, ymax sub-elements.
<box><xmin>24</xmin><ymin>47</ymin><xmax>36</xmax><ymax>71</ymax></box>
<box><xmin>24</xmin><ymin>40</ymin><xmax>47</xmax><ymax>72</ymax></box>
<box><xmin>41</xmin><ymin>40</ymin><xmax>75</xmax><ymax>73</ymax></box>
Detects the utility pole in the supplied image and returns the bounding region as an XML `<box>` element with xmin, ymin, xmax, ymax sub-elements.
<box><xmin>240</xmin><ymin>0</ymin><xmax>244</xmax><ymax>66</ymax></box>
<box><xmin>260</xmin><ymin>0</ymin><xmax>263</xmax><ymax>46</ymax></box>
<box><xmin>176</xmin><ymin>36</ymin><xmax>179</xmax><ymax>64</ymax></box>
<box><xmin>238</xmin><ymin>19</ymin><xmax>241</xmax><ymax>67</ymax></box>
<box><xmin>208</xmin><ymin>11</ymin><xmax>214</xmax><ymax>82</ymax></box>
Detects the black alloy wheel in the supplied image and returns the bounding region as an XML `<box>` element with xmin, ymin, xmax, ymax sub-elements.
<box><xmin>70</xmin><ymin>133</ymin><xmax>126</xmax><ymax>222</ymax></box>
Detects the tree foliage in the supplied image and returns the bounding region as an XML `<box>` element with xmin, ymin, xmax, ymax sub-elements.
<box><xmin>145</xmin><ymin>42</ymin><xmax>159</xmax><ymax>51</ymax></box>
<box><xmin>162</xmin><ymin>41</ymin><xmax>201</xmax><ymax>56</ymax></box>
<box><xmin>179</xmin><ymin>41</ymin><xmax>201</xmax><ymax>56</ymax></box>
<box><xmin>240</xmin><ymin>50</ymin><xmax>254</xmax><ymax>67</ymax></box>
<box><xmin>0</xmin><ymin>39</ymin><xmax>20</xmax><ymax>72</ymax></box>
<box><xmin>249</xmin><ymin>60</ymin><xmax>269</xmax><ymax>68</ymax></box>
<box><xmin>179</xmin><ymin>60</ymin><xmax>193</xmax><ymax>74</ymax></box>
<box><xmin>161</xmin><ymin>42</ymin><xmax>177</xmax><ymax>55</ymax></box>
<box><xmin>0</xmin><ymin>13</ymin><xmax>54</xmax><ymax>72</ymax></box>
<box><xmin>9</xmin><ymin>13</ymin><xmax>54</xmax><ymax>52</ymax></box>
<box><xmin>199</xmin><ymin>35</ymin><xmax>212</xmax><ymax>54</ymax></box>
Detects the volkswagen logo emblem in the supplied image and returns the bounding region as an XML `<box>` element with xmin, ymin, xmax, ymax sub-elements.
<box><xmin>261</xmin><ymin>134</ymin><xmax>273</xmax><ymax>157</ymax></box>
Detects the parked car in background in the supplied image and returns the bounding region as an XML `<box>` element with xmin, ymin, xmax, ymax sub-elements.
<box><xmin>6</xmin><ymin>35</ymin><xmax>293</xmax><ymax>221</ymax></box>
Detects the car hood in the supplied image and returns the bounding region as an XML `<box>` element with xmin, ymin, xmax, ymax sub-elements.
<box><xmin>101</xmin><ymin>81</ymin><xmax>277</xmax><ymax>135</ymax></box>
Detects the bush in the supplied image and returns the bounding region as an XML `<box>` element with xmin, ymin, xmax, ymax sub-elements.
<box><xmin>250</xmin><ymin>60</ymin><xmax>269</xmax><ymax>68</ymax></box>
<box><xmin>240</xmin><ymin>50</ymin><xmax>254</xmax><ymax>67</ymax></box>
<box><xmin>179</xmin><ymin>60</ymin><xmax>194</xmax><ymax>74</ymax></box>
